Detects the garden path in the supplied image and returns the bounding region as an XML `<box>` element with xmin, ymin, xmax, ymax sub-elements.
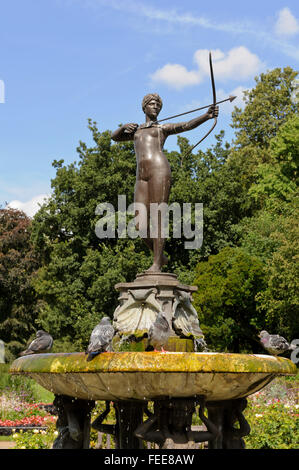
<box><xmin>0</xmin><ymin>441</ymin><xmax>15</xmax><ymax>449</ymax></box>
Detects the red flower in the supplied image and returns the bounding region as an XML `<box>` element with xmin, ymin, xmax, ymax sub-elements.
<box><xmin>0</xmin><ymin>415</ymin><xmax>49</xmax><ymax>427</ymax></box>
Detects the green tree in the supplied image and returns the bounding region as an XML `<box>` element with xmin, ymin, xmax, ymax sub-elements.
<box><xmin>246</xmin><ymin>114</ymin><xmax>299</xmax><ymax>212</ymax></box>
<box><xmin>30</xmin><ymin>68</ymin><xmax>299</xmax><ymax>351</ymax></box>
<box><xmin>255</xmin><ymin>201</ymin><xmax>299</xmax><ymax>340</ymax></box>
<box><xmin>236</xmin><ymin>199</ymin><xmax>299</xmax><ymax>342</ymax></box>
<box><xmin>192</xmin><ymin>247</ymin><xmax>266</xmax><ymax>352</ymax></box>
<box><xmin>235</xmin><ymin>113</ymin><xmax>299</xmax><ymax>340</ymax></box>
<box><xmin>31</xmin><ymin>121</ymin><xmax>151</xmax><ymax>351</ymax></box>
<box><xmin>227</xmin><ymin>67</ymin><xmax>298</xmax><ymax>216</ymax></box>
<box><xmin>0</xmin><ymin>208</ymin><xmax>41</xmax><ymax>360</ymax></box>
<box><xmin>167</xmin><ymin>131</ymin><xmax>246</xmax><ymax>278</ymax></box>
<box><xmin>231</xmin><ymin>67</ymin><xmax>298</xmax><ymax>150</ymax></box>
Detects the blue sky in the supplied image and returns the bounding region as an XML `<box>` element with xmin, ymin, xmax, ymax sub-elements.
<box><xmin>1</xmin><ymin>0</ymin><xmax>298</xmax><ymax>216</ymax></box>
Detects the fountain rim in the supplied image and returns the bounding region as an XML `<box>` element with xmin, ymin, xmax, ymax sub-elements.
<box><xmin>10</xmin><ymin>351</ymin><xmax>296</xmax><ymax>375</ymax></box>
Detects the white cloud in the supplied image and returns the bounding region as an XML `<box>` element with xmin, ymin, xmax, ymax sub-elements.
<box><xmin>151</xmin><ymin>47</ymin><xmax>263</xmax><ymax>89</ymax></box>
<box><xmin>150</xmin><ymin>64</ymin><xmax>201</xmax><ymax>90</ymax></box>
<box><xmin>194</xmin><ymin>47</ymin><xmax>263</xmax><ymax>81</ymax></box>
<box><xmin>7</xmin><ymin>194</ymin><xmax>49</xmax><ymax>218</ymax></box>
<box><xmin>275</xmin><ymin>7</ymin><xmax>299</xmax><ymax>36</ymax></box>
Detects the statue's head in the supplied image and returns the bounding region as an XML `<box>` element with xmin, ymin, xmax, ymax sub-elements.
<box><xmin>142</xmin><ymin>93</ymin><xmax>163</xmax><ymax>118</ymax></box>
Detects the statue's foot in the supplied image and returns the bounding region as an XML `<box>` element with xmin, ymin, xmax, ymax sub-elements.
<box><xmin>146</xmin><ymin>263</ymin><xmax>161</xmax><ymax>272</ymax></box>
<box><xmin>146</xmin><ymin>254</ymin><xmax>168</xmax><ymax>273</ymax></box>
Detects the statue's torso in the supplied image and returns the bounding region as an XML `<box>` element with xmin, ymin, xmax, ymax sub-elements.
<box><xmin>134</xmin><ymin>125</ymin><xmax>171</xmax><ymax>181</ymax></box>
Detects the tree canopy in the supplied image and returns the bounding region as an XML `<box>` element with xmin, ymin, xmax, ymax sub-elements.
<box><xmin>0</xmin><ymin>208</ymin><xmax>41</xmax><ymax>360</ymax></box>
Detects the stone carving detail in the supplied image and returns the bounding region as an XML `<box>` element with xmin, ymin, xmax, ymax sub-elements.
<box><xmin>52</xmin><ymin>395</ymin><xmax>95</xmax><ymax>449</ymax></box>
<box><xmin>207</xmin><ymin>398</ymin><xmax>250</xmax><ymax>449</ymax></box>
<box><xmin>113</xmin><ymin>273</ymin><xmax>205</xmax><ymax>347</ymax></box>
<box><xmin>172</xmin><ymin>289</ymin><xmax>203</xmax><ymax>340</ymax></box>
<box><xmin>113</xmin><ymin>288</ymin><xmax>161</xmax><ymax>334</ymax></box>
<box><xmin>134</xmin><ymin>397</ymin><xmax>220</xmax><ymax>449</ymax></box>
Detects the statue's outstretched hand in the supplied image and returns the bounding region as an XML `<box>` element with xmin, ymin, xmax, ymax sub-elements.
<box><xmin>123</xmin><ymin>123</ymin><xmax>139</xmax><ymax>134</ymax></box>
<box><xmin>207</xmin><ymin>105</ymin><xmax>219</xmax><ymax>119</ymax></box>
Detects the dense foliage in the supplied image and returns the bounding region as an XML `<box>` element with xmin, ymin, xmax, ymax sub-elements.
<box><xmin>192</xmin><ymin>247</ymin><xmax>266</xmax><ymax>352</ymax></box>
<box><xmin>0</xmin><ymin>208</ymin><xmax>41</xmax><ymax>360</ymax></box>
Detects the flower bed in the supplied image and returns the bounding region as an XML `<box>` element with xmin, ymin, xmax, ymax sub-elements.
<box><xmin>11</xmin><ymin>425</ymin><xmax>58</xmax><ymax>449</ymax></box>
<box><xmin>244</xmin><ymin>377</ymin><xmax>299</xmax><ymax>449</ymax></box>
<box><xmin>0</xmin><ymin>393</ymin><xmax>57</xmax><ymax>436</ymax></box>
<box><xmin>0</xmin><ymin>415</ymin><xmax>55</xmax><ymax>428</ymax></box>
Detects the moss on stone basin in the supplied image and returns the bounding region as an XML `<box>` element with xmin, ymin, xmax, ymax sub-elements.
<box><xmin>10</xmin><ymin>352</ymin><xmax>296</xmax><ymax>402</ymax></box>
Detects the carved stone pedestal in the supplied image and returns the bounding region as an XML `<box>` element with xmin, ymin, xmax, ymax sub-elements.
<box><xmin>113</xmin><ymin>271</ymin><xmax>206</xmax><ymax>351</ymax></box>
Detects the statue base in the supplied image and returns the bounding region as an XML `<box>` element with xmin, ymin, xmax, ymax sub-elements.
<box><xmin>112</xmin><ymin>271</ymin><xmax>205</xmax><ymax>352</ymax></box>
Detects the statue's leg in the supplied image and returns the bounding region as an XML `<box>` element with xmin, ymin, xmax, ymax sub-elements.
<box><xmin>206</xmin><ymin>402</ymin><xmax>224</xmax><ymax>449</ymax></box>
<box><xmin>52</xmin><ymin>395</ymin><xmax>95</xmax><ymax>449</ymax></box>
<box><xmin>114</xmin><ymin>400</ymin><xmax>145</xmax><ymax>449</ymax></box>
<box><xmin>134</xmin><ymin>180</ymin><xmax>153</xmax><ymax>252</ymax></box>
<box><xmin>146</xmin><ymin>173</ymin><xmax>171</xmax><ymax>271</ymax></box>
<box><xmin>206</xmin><ymin>399</ymin><xmax>250</xmax><ymax>449</ymax></box>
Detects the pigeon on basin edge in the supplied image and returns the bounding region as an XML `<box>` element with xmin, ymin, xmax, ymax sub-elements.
<box><xmin>86</xmin><ymin>317</ymin><xmax>114</xmax><ymax>361</ymax></box>
<box><xmin>258</xmin><ymin>330</ymin><xmax>296</xmax><ymax>356</ymax></box>
<box><xmin>148</xmin><ymin>311</ymin><xmax>171</xmax><ymax>352</ymax></box>
<box><xmin>19</xmin><ymin>330</ymin><xmax>53</xmax><ymax>356</ymax></box>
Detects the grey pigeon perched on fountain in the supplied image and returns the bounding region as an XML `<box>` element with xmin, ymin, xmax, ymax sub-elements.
<box><xmin>148</xmin><ymin>311</ymin><xmax>171</xmax><ymax>352</ymax></box>
<box><xmin>86</xmin><ymin>316</ymin><xmax>114</xmax><ymax>361</ymax></box>
<box><xmin>258</xmin><ymin>330</ymin><xmax>296</xmax><ymax>356</ymax></box>
<box><xmin>19</xmin><ymin>330</ymin><xmax>53</xmax><ymax>356</ymax></box>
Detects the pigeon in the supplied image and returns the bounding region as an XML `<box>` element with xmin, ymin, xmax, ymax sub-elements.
<box><xmin>258</xmin><ymin>330</ymin><xmax>296</xmax><ymax>356</ymax></box>
<box><xmin>86</xmin><ymin>317</ymin><xmax>114</xmax><ymax>361</ymax></box>
<box><xmin>148</xmin><ymin>311</ymin><xmax>171</xmax><ymax>352</ymax></box>
<box><xmin>19</xmin><ymin>330</ymin><xmax>53</xmax><ymax>356</ymax></box>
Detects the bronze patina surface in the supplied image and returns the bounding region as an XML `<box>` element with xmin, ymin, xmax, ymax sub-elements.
<box><xmin>111</xmin><ymin>93</ymin><xmax>218</xmax><ymax>272</ymax></box>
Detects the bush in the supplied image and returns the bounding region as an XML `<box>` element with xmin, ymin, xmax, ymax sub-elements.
<box><xmin>12</xmin><ymin>419</ymin><xmax>57</xmax><ymax>449</ymax></box>
<box><xmin>244</xmin><ymin>401</ymin><xmax>299</xmax><ymax>449</ymax></box>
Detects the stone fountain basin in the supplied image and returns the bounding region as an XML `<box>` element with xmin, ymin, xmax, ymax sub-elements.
<box><xmin>10</xmin><ymin>352</ymin><xmax>296</xmax><ymax>402</ymax></box>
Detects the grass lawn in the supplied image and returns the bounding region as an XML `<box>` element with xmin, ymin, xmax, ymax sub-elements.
<box><xmin>0</xmin><ymin>436</ymin><xmax>14</xmax><ymax>441</ymax></box>
<box><xmin>0</xmin><ymin>363</ymin><xmax>54</xmax><ymax>403</ymax></box>
<box><xmin>31</xmin><ymin>383</ymin><xmax>54</xmax><ymax>403</ymax></box>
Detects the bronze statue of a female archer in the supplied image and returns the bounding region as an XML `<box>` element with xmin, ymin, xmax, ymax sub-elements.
<box><xmin>111</xmin><ymin>93</ymin><xmax>218</xmax><ymax>272</ymax></box>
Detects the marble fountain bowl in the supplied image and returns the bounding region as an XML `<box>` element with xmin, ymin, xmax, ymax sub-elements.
<box><xmin>10</xmin><ymin>351</ymin><xmax>296</xmax><ymax>402</ymax></box>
